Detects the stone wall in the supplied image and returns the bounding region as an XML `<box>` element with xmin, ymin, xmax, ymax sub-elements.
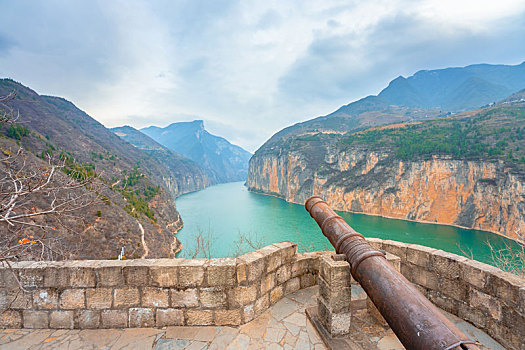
<box><xmin>1</xmin><ymin>239</ymin><xmax>524</xmax><ymax>349</ymax></box>
<box><xmin>0</xmin><ymin>242</ymin><xmax>318</xmax><ymax>330</ymax></box>
<box><xmin>372</xmin><ymin>238</ymin><xmax>525</xmax><ymax>350</ymax></box>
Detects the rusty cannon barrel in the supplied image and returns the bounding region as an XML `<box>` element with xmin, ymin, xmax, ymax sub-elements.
<box><xmin>305</xmin><ymin>196</ymin><xmax>479</xmax><ymax>350</ymax></box>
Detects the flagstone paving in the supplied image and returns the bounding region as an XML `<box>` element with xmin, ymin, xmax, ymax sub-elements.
<box><xmin>0</xmin><ymin>286</ymin><xmax>505</xmax><ymax>349</ymax></box>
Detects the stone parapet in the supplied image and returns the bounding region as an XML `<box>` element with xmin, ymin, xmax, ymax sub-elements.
<box><xmin>376</xmin><ymin>239</ymin><xmax>525</xmax><ymax>350</ymax></box>
<box><xmin>1</xmin><ymin>238</ymin><xmax>523</xmax><ymax>350</ymax></box>
<box><xmin>0</xmin><ymin>241</ymin><xmax>319</xmax><ymax>330</ymax></box>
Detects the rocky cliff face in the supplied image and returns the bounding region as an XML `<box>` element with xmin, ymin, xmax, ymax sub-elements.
<box><xmin>247</xmin><ymin>146</ymin><xmax>525</xmax><ymax>240</ymax></box>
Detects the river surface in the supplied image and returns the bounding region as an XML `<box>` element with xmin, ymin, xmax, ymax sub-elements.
<box><xmin>175</xmin><ymin>182</ymin><xmax>518</xmax><ymax>266</ymax></box>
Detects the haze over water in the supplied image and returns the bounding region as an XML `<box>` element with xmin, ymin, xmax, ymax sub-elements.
<box><xmin>175</xmin><ymin>182</ymin><xmax>516</xmax><ymax>265</ymax></box>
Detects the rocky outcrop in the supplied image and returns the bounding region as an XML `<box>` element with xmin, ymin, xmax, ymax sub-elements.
<box><xmin>247</xmin><ymin>147</ymin><xmax>525</xmax><ymax>240</ymax></box>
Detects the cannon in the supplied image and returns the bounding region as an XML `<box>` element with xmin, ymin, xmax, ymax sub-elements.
<box><xmin>305</xmin><ymin>196</ymin><xmax>479</xmax><ymax>350</ymax></box>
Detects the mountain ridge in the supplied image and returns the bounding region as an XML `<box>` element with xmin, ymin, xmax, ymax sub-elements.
<box><xmin>141</xmin><ymin>120</ymin><xmax>252</xmax><ymax>183</ymax></box>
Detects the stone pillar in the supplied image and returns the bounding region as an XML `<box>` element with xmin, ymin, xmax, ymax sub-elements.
<box><xmin>317</xmin><ymin>254</ymin><xmax>352</xmax><ymax>337</ymax></box>
<box><xmin>366</xmin><ymin>252</ymin><xmax>401</xmax><ymax>326</ymax></box>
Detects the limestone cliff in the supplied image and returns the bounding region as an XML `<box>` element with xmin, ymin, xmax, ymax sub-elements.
<box><xmin>247</xmin><ymin>148</ymin><xmax>525</xmax><ymax>239</ymax></box>
<box><xmin>248</xmin><ymin>103</ymin><xmax>525</xmax><ymax>241</ymax></box>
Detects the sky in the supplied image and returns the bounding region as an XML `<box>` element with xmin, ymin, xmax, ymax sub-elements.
<box><xmin>1</xmin><ymin>0</ymin><xmax>525</xmax><ymax>152</ymax></box>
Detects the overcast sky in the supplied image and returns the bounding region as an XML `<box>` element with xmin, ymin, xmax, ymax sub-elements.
<box><xmin>1</xmin><ymin>0</ymin><xmax>525</xmax><ymax>152</ymax></box>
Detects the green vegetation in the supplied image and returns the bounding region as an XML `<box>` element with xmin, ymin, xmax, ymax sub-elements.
<box><xmin>7</xmin><ymin>123</ymin><xmax>29</xmax><ymax>140</ymax></box>
<box><xmin>340</xmin><ymin>106</ymin><xmax>525</xmax><ymax>167</ymax></box>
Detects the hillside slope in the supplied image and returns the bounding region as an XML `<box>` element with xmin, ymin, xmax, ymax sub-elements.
<box><xmin>0</xmin><ymin>79</ymin><xmax>204</xmax><ymax>259</ymax></box>
<box><xmin>142</xmin><ymin>120</ymin><xmax>252</xmax><ymax>183</ymax></box>
<box><xmin>112</xmin><ymin>125</ymin><xmax>216</xmax><ymax>193</ymax></box>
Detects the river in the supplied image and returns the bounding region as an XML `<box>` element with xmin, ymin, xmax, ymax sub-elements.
<box><xmin>175</xmin><ymin>181</ymin><xmax>518</xmax><ymax>266</ymax></box>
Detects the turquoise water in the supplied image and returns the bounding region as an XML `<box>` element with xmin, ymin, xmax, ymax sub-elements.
<box><xmin>175</xmin><ymin>182</ymin><xmax>518</xmax><ymax>266</ymax></box>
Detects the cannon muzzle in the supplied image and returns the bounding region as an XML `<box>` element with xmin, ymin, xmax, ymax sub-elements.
<box><xmin>305</xmin><ymin>196</ymin><xmax>479</xmax><ymax>350</ymax></box>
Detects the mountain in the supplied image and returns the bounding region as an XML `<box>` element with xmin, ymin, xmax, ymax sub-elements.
<box><xmin>141</xmin><ymin>120</ymin><xmax>252</xmax><ymax>183</ymax></box>
<box><xmin>0</xmin><ymin>79</ymin><xmax>207</xmax><ymax>260</ymax></box>
<box><xmin>262</xmin><ymin>61</ymin><xmax>525</xmax><ymax>149</ymax></box>
<box><xmin>378</xmin><ymin>62</ymin><xmax>525</xmax><ymax>111</ymax></box>
<box><xmin>112</xmin><ymin>125</ymin><xmax>217</xmax><ymax>191</ymax></box>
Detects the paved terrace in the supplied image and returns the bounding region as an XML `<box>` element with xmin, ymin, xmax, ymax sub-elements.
<box><xmin>0</xmin><ymin>286</ymin><xmax>505</xmax><ymax>350</ymax></box>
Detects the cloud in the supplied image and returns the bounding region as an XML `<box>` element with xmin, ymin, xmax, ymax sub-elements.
<box><xmin>0</xmin><ymin>0</ymin><xmax>524</xmax><ymax>152</ymax></box>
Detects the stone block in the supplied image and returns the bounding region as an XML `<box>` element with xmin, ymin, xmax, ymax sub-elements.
<box><xmin>403</xmin><ymin>263</ymin><xmax>438</xmax><ymax>290</ymax></box>
<box><xmin>150</xmin><ymin>266</ymin><xmax>179</xmax><ymax>287</ymax></box>
<box><xmin>177</xmin><ymin>260</ymin><xmax>205</xmax><ymax>288</ymax></box>
<box><xmin>113</xmin><ymin>287</ymin><xmax>140</xmax><ymax>308</ymax></box>
<box><xmin>305</xmin><ymin>252</ymin><xmax>322</xmax><ymax>274</ymax></box>
<box><xmin>382</xmin><ymin>240</ymin><xmax>408</xmax><ymax>261</ymax></box>
<box><xmin>243</xmin><ymin>304</ymin><xmax>255</xmax><ymax>323</ymax></box>
<box><xmin>200</xmin><ymin>287</ymin><xmax>227</xmax><ymax>308</ymax></box>
<box><xmin>428</xmin><ymin>290</ymin><xmax>459</xmax><ymax>315</ymax></box>
<box><xmin>438</xmin><ymin>278</ymin><xmax>468</xmax><ymax>301</ymax></box>
<box><xmin>229</xmin><ymin>284</ymin><xmax>257</xmax><ymax>307</ymax></box>
<box><xmin>470</xmin><ymin>288</ymin><xmax>502</xmax><ymax>320</ymax></box>
<box><xmin>44</xmin><ymin>267</ymin><xmax>69</xmax><ymax>288</ymax></box>
<box><xmin>458</xmin><ymin>260</ymin><xmax>488</xmax><ymax>290</ymax></box>
<box><xmin>291</xmin><ymin>255</ymin><xmax>309</xmax><ymax>278</ymax></box>
<box><xmin>487</xmin><ymin>271</ymin><xmax>524</xmax><ymax>307</ymax></box>
<box><xmin>186</xmin><ymin>309</ymin><xmax>213</xmax><ymax>326</ymax></box>
<box><xmin>96</xmin><ymin>266</ymin><xmax>124</xmax><ymax>287</ymax></box>
<box><xmin>486</xmin><ymin>318</ymin><xmax>520</xmax><ymax>350</ymax></box>
<box><xmin>238</xmin><ymin>251</ymin><xmax>265</xmax><ymax>283</ymax></box>
<box><xmin>273</xmin><ymin>241</ymin><xmax>297</xmax><ymax>263</ymax></box>
<box><xmin>501</xmin><ymin>304</ymin><xmax>525</xmax><ymax>335</ymax></box>
<box><xmin>19</xmin><ymin>268</ymin><xmax>45</xmax><ymax>290</ymax></box>
<box><xmin>0</xmin><ymin>289</ymin><xmax>32</xmax><ymax>310</ymax></box>
<box><xmin>123</xmin><ymin>266</ymin><xmax>150</xmax><ymax>286</ymax></box>
<box><xmin>0</xmin><ymin>310</ymin><xmax>22</xmax><ymax>328</ymax></box>
<box><xmin>275</xmin><ymin>264</ymin><xmax>291</xmax><ymax>285</ymax></box>
<box><xmin>385</xmin><ymin>252</ymin><xmax>401</xmax><ymax>271</ymax></box>
<box><xmin>258</xmin><ymin>245</ymin><xmax>281</xmax><ymax>272</ymax></box>
<box><xmin>458</xmin><ymin>302</ymin><xmax>486</xmax><ymax>329</ymax></box>
<box><xmin>142</xmin><ymin>287</ymin><xmax>169</xmax><ymax>308</ymax></box>
<box><xmin>254</xmin><ymin>293</ymin><xmax>270</xmax><ymax>316</ymax></box>
<box><xmin>156</xmin><ymin>308</ymin><xmax>184</xmax><ymax>327</ymax></box>
<box><xmin>33</xmin><ymin>289</ymin><xmax>58</xmax><ymax>309</ymax></box>
<box><xmin>0</xmin><ymin>268</ymin><xmax>18</xmax><ymax>288</ymax></box>
<box><xmin>318</xmin><ymin>297</ymin><xmax>351</xmax><ymax>337</ymax></box>
<box><xmin>101</xmin><ymin>310</ymin><xmax>128</xmax><ymax>328</ymax></box>
<box><xmin>270</xmin><ymin>285</ymin><xmax>283</xmax><ymax>304</ymax></box>
<box><xmin>300</xmin><ymin>273</ymin><xmax>316</xmax><ymax>288</ymax></box>
<box><xmin>86</xmin><ymin>288</ymin><xmax>112</xmax><ymax>309</ymax></box>
<box><xmin>69</xmin><ymin>267</ymin><xmax>96</xmax><ymax>288</ymax></box>
<box><xmin>259</xmin><ymin>273</ymin><xmax>275</xmax><ymax>295</ymax></box>
<box><xmin>207</xmin><ymin>258</ymin><xmax>236</xmax><ymax>287</ymax></box>
<box><xmin>129</xmin><ymin>307</ymin><xmax>155</xmax><ymax>328</ymax></box>
<box><xmin>406</xmin><ymin>244</ymin><xmax>436</xmax><ymax>267</ymax></box>
<box><xmin>284</xmin><ymin>277</ymin><xmax>300</xmax><ymax>295</ymax></box>
<box><xmin>23</xmin><ymin>310</ymin><xmax>49</xmax><ymax>328</ymax></box>
<box><xmin>49</xmin><ymin>310</ymin><xmax>74</xmax><ymax>329</ymax></box>
<box><xmin>215</xmin><ymin>309</ymin><xmax>242</xmax><ymax>326</ymax></box>
<box><xmin>59</xmin><ymin>289</ymin><xmax>85</xmax><ymax>309</ymax></box>
<box><xmin>75</xmin><ymin>310</ymin><xmax>100</xmax><ymax>329</ymax></box>
<box><xmin>319</xmin><ymin>255</ymin><xmax>351</xmax><ymax>289</ymax></box>
<box><xmin>236</xmin><ymin>261</ymin><xmax>247</xmax><ymax>284</ymax></box>
<box><xmin>429</xmin><ymin>250</ymin><xmax>467</xmax><ymax>280</ymax></box>
<box><xmin>171</xmin><ymin>288</ymin><xmax>198</xmax><ymax>308</ymax></box>
<box><xmin>318</xmin><ymin>277</ymin><xmax>351</xmax><ymax>314</ymax></box>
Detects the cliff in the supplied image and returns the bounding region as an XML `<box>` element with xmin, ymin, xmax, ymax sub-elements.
<box><xmin>247</xmin><ymin>104</ymin><xmax>525</xmax><ymax>240</ymax></box>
